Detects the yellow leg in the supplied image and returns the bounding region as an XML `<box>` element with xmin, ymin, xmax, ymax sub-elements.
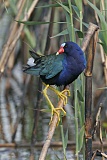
<box><xmin>43</xmin><ymin>84</ymin><xmax>66</xmax><ymax>125</ymax></box>
<box><xmin>46</xmin><ymin>85</ymin><xmax>70</xmax><ymax>105</ymax></box>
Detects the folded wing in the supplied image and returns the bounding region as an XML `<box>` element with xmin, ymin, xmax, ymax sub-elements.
<box><xmin>23</xmin><ymin>51</ymin><xmax>64</xmax><ymax>79</ymax></box>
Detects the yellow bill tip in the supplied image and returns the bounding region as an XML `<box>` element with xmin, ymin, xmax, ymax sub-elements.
<box><xmin>56</xmin><ymin>52</ymin><xmax>59</xmax><ymax>55</ymax></box>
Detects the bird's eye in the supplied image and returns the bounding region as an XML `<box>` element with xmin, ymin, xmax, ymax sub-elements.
<box><xmin>64</xmin><ymin>44</ymin><xmax>67</xmax><ymax>48</ymax></box>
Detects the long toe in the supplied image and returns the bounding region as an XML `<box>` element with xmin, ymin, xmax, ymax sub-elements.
<box><xmin>57</xmin><ymin>91</ymin><xmax>68</xmax><ymax>105</ymax></box>
<box><xmin>61</xmin><ymin>89</ymin><xmax>71</xmax><ymax>96</ymax></box>
<box><xmin>60</xmin><ymin>89</ymin><xmax>71</xmax><ymax>105</ymax></box>
<box><xmin>49</xmin><ymin>108</ymin><xmax>60</xmax><ymax>125</ymax></box>
<box><xmin>55</xmin><ymin>107</ymin><xmax>66</xmax><ymax>116</ymax></box>
<box><xmin>50</xmin><ymin>107</ymin><xmax>66</xmax><ymax>125</ymax></box>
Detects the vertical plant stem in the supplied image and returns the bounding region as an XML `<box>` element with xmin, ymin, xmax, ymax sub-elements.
<box><xmin>68</xmin><ymin>0</ymin><xmax>75</xmax><ymax>42</ymax></box>
<box><xmin>79</xmin><ymin>10</ymin><xmax>83</xmax><ymax>46</ymax></box>
<box><xmin>85</xmin><ymin>76</ymin><xmax>92</xmax><ymax>160</ymax></box>
<box><xmin>84</xmin><ymin>26</ymin><xmax>99</xmax><ymax>160</ymax></box>
<box><xmin>60</xmin><ymin>124</ymin><xmax>66</xmax><ymax>157</ymax></box>
<box><xmin>74</xmin><ymin>82</ymin><xmax>79</xmax><ymax>159</ymax></box>
<box><xmin>80</xmin><ymin>10</ymin><xmax>83</xmax><ymax>32</ymax></box>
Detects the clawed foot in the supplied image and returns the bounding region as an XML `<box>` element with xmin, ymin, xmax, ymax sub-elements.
<box><xmin>48</xmin><ymin>86</ymin><xmax>71</xmax><ymax>105</ymax></box>
<box><xmin>58</xmin><ymin>89</ymin><xmax>70</xmax><ymax>105</ymax></box>
<box><xmin>49</xmin><ymin>106</ymin><xmax>66</xmax><ymax>125</ymax></box>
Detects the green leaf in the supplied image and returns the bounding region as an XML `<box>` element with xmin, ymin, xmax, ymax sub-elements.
<box><xmin>78</xmin><ymin>126</ymin><xmax>85</xmax><ymax>152</ymax></box>
<box><xmin>64</xmin><ymin>128</ymin><xmax>68</xmax><ymax>149</ymax></box>
<box><xmin>72</xmin><ymin>5</ymin><xmax>80</xmax><ymax>18</ymax></box>
<box><xmin>68</xmin><ymin>0</ymin><xmax>72</xmax><ymax>13</ymax></box>
<box><xmin>87</xmin><ymin>0</ymin><xmax>107</xmax><ymax>54</ymax></box>
<box><xmin>35</xmin><ymin>2</ymin><xmax>68</xmax><ymax>8</ymax></box>
<box><xmin>75</xmin><ymin>78</ymin><xmax>82</xmax><ymax>90</ymax></box>
<box><xmin>50</xmin><ymin>28</ymin><xmax>79</xmax><ymax>38</ymax></box>
<box><xmin>82</xmin><ymin>22</ymin><xmax>89</xmax><ymax>28</ymax></box>
<box><xmin>24</xmin><ymin>27</ymin><xmax>36</xmax><ymax>48</ymax></box>
<box><xmin>74</xmin><ymin>17</ymin><xmax>89</xmax><ymax>28</ymax></box>
<box><xmin>56</xmin><ymin>1</ymin><xmax>70</xmax><ymax>13</ymax></box>
<box><xmin>99</xmin><ymin>29</ymin><xmax>107</xmax><ymax>54</ymax></box>
<box><xmin>60</xmin><ymin>124</ymin><xmax>66</xmax><ymax>155</ymax></box>
<box><xmin>51</xmin><ymin>29</ymin><xmax>68</xmax><ymax>38</ymax></box>
<box><xmin>15</xmin><ymin>20</ymin><xmax>51</xmax><ymax>25</ymax></box>
<box><xmin>65</xmin><ymin>11</ymin><xmax>75</xmax><ymax>41</ymax></box>
<box><xmin>74</xmin><ymin>0</ymin><xmax>82</xmax><ymax>11</ymax></box>
<box><xmin>97</xmin><ymin>41</ymin><xmax>107</xmax><ymax>54</ymax></box>
<box><xmin>15</xmin><ymin>20</ymin><xmax>67</xmax><ymax>25</ymax></box>
<box><xmin>87</xmin><ymin>0</ymin><xmax>105</xmax><ymax>23</ymax></box>
<box><xmin>10</xmin><ymin>0</ymin><xmax>17</xmax><ymax>15</ymax></box>
<box><xmin>99</xmin><ymin>32</ymin><xmax>107</xmax><ymax>54</ymax></box>
<box><xmin>76</xmin><ymin>31</ymin><xmax>84</xmax><ymax>38</ymax></box>
<box><xmin>40</xmin><ymin>109</ymin><xmax>51</xmax><ymax>113</ymax></box>
<box><xmin>77</xmin><ymin>90</ymin><xmax>84</xmax><ymax>102</ymax></box>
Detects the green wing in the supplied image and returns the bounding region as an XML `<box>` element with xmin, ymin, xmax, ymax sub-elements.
<box><xmin>24</xmin><ymin>52</ymin><xmax>64</xmax><ymax>79</ymax></box>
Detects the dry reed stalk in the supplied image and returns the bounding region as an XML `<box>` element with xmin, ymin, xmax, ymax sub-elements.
<box><xmin>84</xmin><ymin>25</ymin><xmax>99</xmax><ymax>160</ymax></box>
<box><xmin>0</xmin><ymin>0</ymin><xmax>26</xmax><ymax>73</ymax></box>
<box><xmin>0</xmin><ymin>0</ymin><xmax>39</xmax><ymax>76</ymax></box>
<box><xmin>93</xmin><ymin>112</ymin><xmax>102</xmax><ymax>142</ymax></box>
<box><xmin>39</xmin><ymin>23</ymin><xmax>99</xmax><ymax>160</ymax></box>
<box><xmin>92</xmin><ymin>103</ymin><xmax>102</xmax><ymax>138</ymax></box>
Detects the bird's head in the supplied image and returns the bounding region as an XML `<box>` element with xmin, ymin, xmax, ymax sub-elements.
<box><xmin>56</xmin><ymin>41</ymin><xmax>81</xmax><ymax>55</ymax></box>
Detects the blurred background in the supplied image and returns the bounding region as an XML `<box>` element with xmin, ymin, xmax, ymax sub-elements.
<box><xmin>0</xmin><ymin>0</ymin><xmax>107</xmax><ymax>159</ymax></box>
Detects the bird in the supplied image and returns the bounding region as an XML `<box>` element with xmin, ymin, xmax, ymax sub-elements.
<box><xmin>23</xmin><ymin>41</ymin><xmax>86</xmax><ymax>124</ymax></box>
